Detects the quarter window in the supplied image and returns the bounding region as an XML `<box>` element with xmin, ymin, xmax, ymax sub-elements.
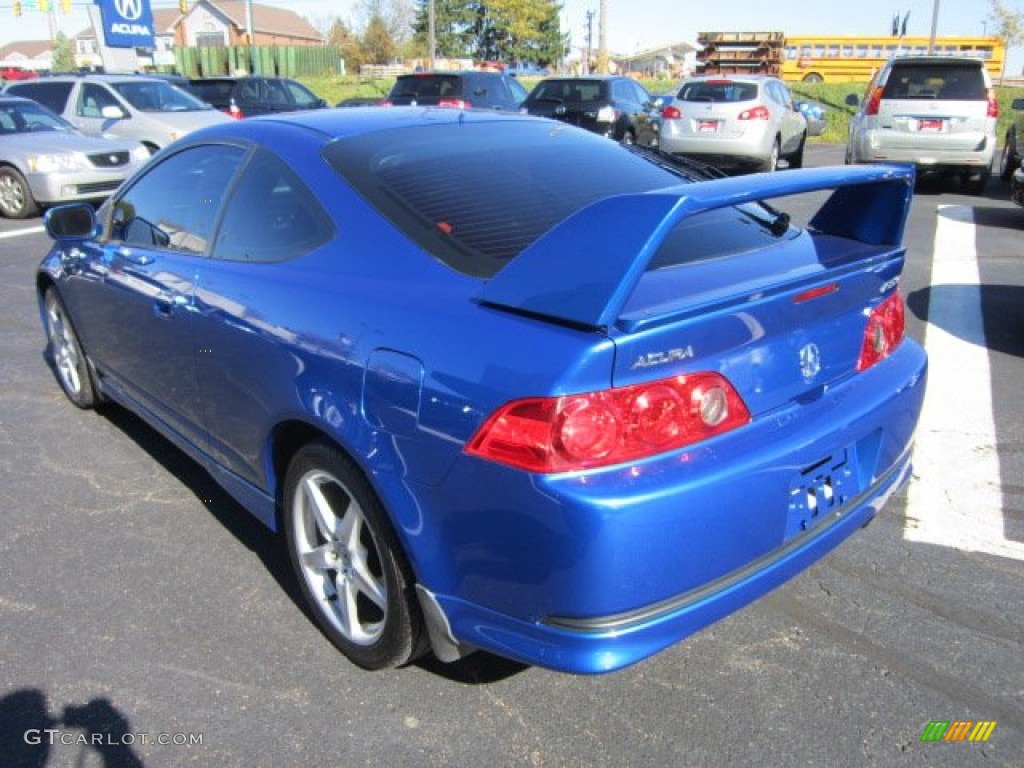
<box><xmin>110</xmin><ymin>145</ymin><xmax>245</xmax><ymax>254</ymax></box>
<box><xmin>212</xmin><ymin>150</ymin><xmax>333</xmax><ymax>263</ymax></box>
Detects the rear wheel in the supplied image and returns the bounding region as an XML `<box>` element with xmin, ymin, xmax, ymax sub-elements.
<box><xmin>963</xmin><ymin>170</ymin><xmax>989</xmax><ymax>196</ymax></box>
<box><xmin>761</xmin><ymin>138</ymin><xmax>780</xmax><ymax>172</ymax></box>
<box><xmin>787</xmin><ymin>132</ymin><xmax>807</xmax><ymax>169</ymax></box>
<box><xmin>0</xmin><ymin>166</ymin><xmax>39</xmax><ymax>219</ymax></box>
<box><xmin>43</xmin><ymin>287</ymin><xmax>99</xmax><ymax>408</ymax></box>
<box><xmin>1001</xmin><ymin>131</ymin><xmax>1019</xmax><ymax>182</ymax></box>
<box><xmin>284</xmin><ymin>441</ymin><xmax>426</xmax><ymax>670</ymax></box>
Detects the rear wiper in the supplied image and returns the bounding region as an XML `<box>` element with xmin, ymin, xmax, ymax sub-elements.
<box><xmin>742</xmin><ymin>201</ymin><xmax>791</xmax><ymax>237</ymax></box>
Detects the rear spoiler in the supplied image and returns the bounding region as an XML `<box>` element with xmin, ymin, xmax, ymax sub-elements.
<box><xmin>476</xmin><ymin>164</ymin><xmax>915</xmax><ymax>330</ymax></box>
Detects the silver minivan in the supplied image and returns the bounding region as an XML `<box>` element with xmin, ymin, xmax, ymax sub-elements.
<box><xmin>6</xmin><ymin>74</ymin><xmax>231</xmax><ymax>155</ymax></box>
<box><xmin>845</xmin><ymin>56</ymin><xmax>997</xmax><ymax>194</ymax></box>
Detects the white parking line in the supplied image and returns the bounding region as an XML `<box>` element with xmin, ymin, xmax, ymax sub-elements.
<box><xmin>0</xmin><ymin>225</ymin><xmax>45</xmax><ymax>239</ymax></box>
<box><xmin>904</xmin><ymin>204</ymin><xmax>1024</xmax><ymax>561</ymax></box>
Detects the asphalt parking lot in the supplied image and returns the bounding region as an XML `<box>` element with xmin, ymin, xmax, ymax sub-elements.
<box><xmin>1</xmin><ymin>144</ymin><xmax>1022</xmax><ymax>767</ymax></box>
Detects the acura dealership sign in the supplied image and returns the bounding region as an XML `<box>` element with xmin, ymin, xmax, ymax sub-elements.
<box><xmin>97</xmin><ymin>0</ymin><xmax>155</xmax><ymax>49</ymax></box>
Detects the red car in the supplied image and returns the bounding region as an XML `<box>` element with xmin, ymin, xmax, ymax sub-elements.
<box><xmin>0</xmin><ymin>66</ymin><xmax>39</xmax><ymax>81</ymax></box>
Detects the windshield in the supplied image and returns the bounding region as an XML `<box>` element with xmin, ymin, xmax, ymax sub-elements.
<box><xmin>0</xmin><ymin>100</ymin><xmax>74</xmax><ymax>134</ymax></box>
<box><xmin>111</xmin><ymin>80</ymin><xmax>212</xmax><ymax>112</ymax></box>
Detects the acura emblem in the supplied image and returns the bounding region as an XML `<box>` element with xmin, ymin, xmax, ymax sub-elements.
<box><xmin>114</xmin><ymin>0</ymin><xmax>143</xmax><ymax>21</ymax></box>
<box><xmin>555</xmin><ymin>105</ymin><xmax>566</xmax><ymax>115</ymax></box>
<box><xmin>799</xmin><ymin>342</ymin><xmax>821</xmax><ymax>381</ymax></box>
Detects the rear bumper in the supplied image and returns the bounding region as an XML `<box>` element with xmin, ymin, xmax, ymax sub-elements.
<box><xmin>850</xmin><ymin>130</ymin><xmax>995</xmax><ymax>171</ymax></box>
<box><xmin>435</xmin><ymin>453</ymin><xmax>909</xmax><ymax>673</ymax></box>
<box><xmin>659</xmin><ymin>122</ymin><xmax>773</xmax><ymax>168</ymax></box>
<box><xmin>414</xmin><ymin>340</ymin><xmax>927</xmax><ymax>673</ymax></box>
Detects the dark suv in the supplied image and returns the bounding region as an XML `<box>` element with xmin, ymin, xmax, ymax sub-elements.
<box><xmin>384</xmin><ymin>71</ymin><xmax>528</xmax><ymax>111</ymax></box>
<box><xmin>188</xmin><ymin>76</ymin><xmax>327</xmax><ymax>118</ymax></box>
<box><xmin>523</xmin><ymin>75</ymin><xmax>657</xmax><ymax>145</ymax></box>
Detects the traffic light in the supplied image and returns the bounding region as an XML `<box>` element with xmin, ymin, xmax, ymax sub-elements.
<box><xmin>13</xmin><ymin>0</ymin><xmax>22</xmax><ymax>17</ymax></box>
<box><xmin>179</xmin><ymin>0</ymin><xmax>188</xmax><ymax>13</ymax></box>
<box><xmin>40</xmin><ymin>0</ymin><xmax>49</xmax><ymax>12</ymax></box>
<box><xmin>61</xmin><ymin>0</ymin><xmax>70</xmax><ymax>12</ymax></box>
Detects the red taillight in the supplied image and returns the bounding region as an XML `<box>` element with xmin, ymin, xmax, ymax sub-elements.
<box><xmin>228</xmin><ymin>103</ymin><xmax>243</xmax><ymax>119</ymax></box>
<box><xmin>661</xmin><ymin>105</ymin><xmax>682</xmax><ymax>120</ymax></box>
<box><xmin>466</xmin><ymin>373</ymin><xmax>751</xmax><ymax>473</ymax></box>
<box><xmin>857</xmin><ymin>292</ymin><xmax>905</xmax><ymax>372</ymax></box>
<box><xmin>987</xmin><ymin>88</ymin><xmax>999</xmax><ymax>118</ymax></box>
<box><xmin>864</xmin><ymin>86</ymin><xmax>884</xmax><ymax>116</ymax></box>
<box><xmin>738</xmin><ymin>105</ymin><xmax>770</xmax><ymax>120</ymax></box>
<box><xmin>438</xmin><ymin>98</ymin><xmax>471</xmax><ymax>109</ymax></box>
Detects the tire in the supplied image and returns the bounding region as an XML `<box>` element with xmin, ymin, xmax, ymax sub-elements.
<box><xmin>43</xmin><ymin>287</ymin><xmax>99</xmax><ymax>409</ymax></box>
<box><xmin>620</xmin><ymin>129</ymin><xmax>635</xmax><ymax>146</ymax></box>
<box><xmin>963</xmin><ymin>171</ymin><xmax>989</xmax><ymax>196</ymax></box>
<box><xmin>283</xmin><ymin>441</ymin><xmax>426</xmax><ymax>670</ymax></box>
<box><xmin>0</xmin><ymin>166</ymin><xmax>40</xmax><ymax>219</ymax></box>
<box><xmin>761</xmin><ymin>138</ymin><xmax>780</xmax><ymax>172</ymax></box>
<box><xmin>1001</xmin><ymin>131</ymin><xmax>1019</xmax><ymax>182</ymax></box>
<box><xmin>787</xmin><ymin>132</ymin><xmax>807</xmax><ymax>169</ymax></box>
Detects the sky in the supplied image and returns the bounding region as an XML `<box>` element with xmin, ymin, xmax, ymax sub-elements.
<box><xmin>3</xmin><ymin>0</ymin><xmax>1022</xmax><ymax>75</ymax></box>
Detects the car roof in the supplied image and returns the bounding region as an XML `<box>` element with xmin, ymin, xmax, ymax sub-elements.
<box><xmin>886</xmin><ymin>55</ymin><xmax>986</xmax><ymax>67</ymax></box>
<box><xmin>28</xmin><ymin>72</ymin><xmax>168</xmax><ymax>84</ymax></box>
<box><xmin>187</xmin><ymin>104</ymin><xmax>539</xmax><ymax>143</ymax></box>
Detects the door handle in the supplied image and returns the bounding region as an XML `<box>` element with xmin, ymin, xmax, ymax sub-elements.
<box><xmin>117</xmin><ymin>248</ymin><xmax>154</xmax><ymax>266</ymax></box>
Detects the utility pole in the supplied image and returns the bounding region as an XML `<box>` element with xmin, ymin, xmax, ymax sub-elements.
<box><xmin>928</xmin><ymin>0</ymin><xmax>939</xmax><ymax>54</ymax></box>
<box><xmin>246</xmin><ymin>0</ymin><xmax>255</xmax><ymax>72</ymax></box>
<box><xmin>428</xmin><ymin>0</ymin><xmax>435</xmax><ymax>70</ymax></box>
<box><xmin>584</xmin><ymin>10</ymin><xmax>593</xmax><ymax>74</ymax></box>
<box><xmin>596</xmin><ymin>0</ymin><xmax>608</xmax><ymax>74</ymax></box>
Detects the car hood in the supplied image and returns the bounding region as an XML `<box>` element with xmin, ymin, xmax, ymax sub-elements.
<box><xmin>1</xmin><ymin>130</ymin><xmax>141</xmax><ymax>155</ymax></box>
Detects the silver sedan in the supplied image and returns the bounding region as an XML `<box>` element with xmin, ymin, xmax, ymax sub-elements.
<box><xmin>0</xmin><ymin>94</ymin><xmax>149</xmax><ymax>219</ymax></box>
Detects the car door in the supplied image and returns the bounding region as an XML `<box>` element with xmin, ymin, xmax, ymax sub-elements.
<box><xmin>193</xmin><ymin>147</ymin><xmax>335</xmax><ymax>486</ymax></box>
<box><xmin>771</xmin><ymin>81</ymin><xmax>807</xmax><ymax>153</ymax></box>
<box><xmin>66</xmin><ymin>144</ymin><xmax>246</xmax><ymax>446</ymax></box>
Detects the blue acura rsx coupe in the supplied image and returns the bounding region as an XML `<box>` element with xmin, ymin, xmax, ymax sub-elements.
<box><xmin>37</xmin><ymin>107</ymin><xmax>926</xmax><ymax>674</ymax></box>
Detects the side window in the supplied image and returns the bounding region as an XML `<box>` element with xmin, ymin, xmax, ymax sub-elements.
<box><xmin>212</xmin><ymin>149</ymin><xmax>333</xmax><ymax>263</ymax></box>
<box><xmin>508</xmin><ymin>76</ymin><xmax>528</xmax><ymax>105</ymax></box>
<box><xmin>284</xmin><ymin>79</ymin><xmax>320</xmax><ymax>108</ymax></box>
<box><xmin>78</xmin><ymin>83</ymin><xmax>121</xmax><ymax>118</ymax></box>
<box><xmin>110</xmin><ymin>145</ymin><xmax>245</xmax><ymax>255</ymax></box>
<box><xmin>9</xmin><ymin>81</ymin><xmax>73</xmax><ymax>114</ymax></box>
<box><xmin>262</xmin><ymin>79</ymin><xmax>289</xmax><ymax>106</ymax></box>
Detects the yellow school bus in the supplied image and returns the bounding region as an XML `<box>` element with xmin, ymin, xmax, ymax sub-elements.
<box><xmin>781</xmin><ymin>35</ymin><xmax>1005</xmax><ymax>83</ymax></box>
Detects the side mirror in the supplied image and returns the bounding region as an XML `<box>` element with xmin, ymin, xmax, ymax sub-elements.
<box><xmin>45</xmin><ymin>203</ymin><xmax>97</xmax><ymax>240</ymax></box>
<box><xmin>844</xmin><ymin>93</ymin><xmax>860</xmax><ymax>107</ymax></box>
<box><xmin>101</xmin><ymin>104</ymin><xmax>126</xmax><ymax>120</ymax></box>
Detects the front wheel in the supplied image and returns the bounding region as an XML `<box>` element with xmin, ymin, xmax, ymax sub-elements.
<box><xmin>0</xmin><ymin>166</ymin><xmax>39</xmax><ymax>219</ymax></box>
<box><xmin>44</xmin><ymin>287</ymin><xmax>99</xmax><ymax>409</ymax></box>
<box><xmin>284</xmin><ymin>442</ymin><xmax>426</xmax><ymax>670</ymax></box>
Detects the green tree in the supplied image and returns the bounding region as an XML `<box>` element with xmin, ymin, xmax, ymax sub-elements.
<box><xmin>412</xmin><ymin>0</ymin><xmax>563</xmax><ymax>64</ymax></box>
<box><xmin>328</xmin><ymin>18</ymin><xmax>365</xmax><ymax>72</ymax></box>
<box><xmin>363</xmin><ymin>15</ymin><xmax>398</xmax><ymax>64</ymax></box>
<box><xmin>51</xmin><ymin>31</ymin><xmax>75</xmax><ymax>73</ymax></box>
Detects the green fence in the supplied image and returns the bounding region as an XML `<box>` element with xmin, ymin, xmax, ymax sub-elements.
<box><xmin>174</xmin><ymin>45</ymin><xmax>342</xmax><ymax>78</ymax></box>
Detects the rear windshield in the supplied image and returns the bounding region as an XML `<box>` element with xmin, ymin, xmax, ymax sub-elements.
<box><xmin>323</xmin><ymin>120</ymin><xmax>795</xmax><ymax>278</ymax></box>
<box><xmin>882</xmin><ymin>63</ymin><xmax>986</xmax><ymax>100</ymax></box>
<box><xmin>6</xmin><ymin>81</ymin><xmax>73</xmax><ymax>113</ymax></box>
<box><xmin>390</xmin><ymin>75</ymin><xmax>463</xmax><ymax>100</ymax></box>
<box><xmin>528</xmin><ymin>79</ymin><xmax>609</xmax><ymax>104</ymax></box>
<box><xmin>677</xmin><ymin>80</ymin><xmax>758</xmax><ymax>103</ymax></box>
<box><xmin>189</xmin><ymin>81</ymin><xmax>235</xmax><ymax>104</ymax></box>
